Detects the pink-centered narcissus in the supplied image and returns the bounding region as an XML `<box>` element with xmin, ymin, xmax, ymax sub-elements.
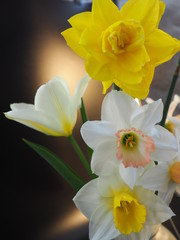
<box><xmin>61</xmin><ymin>0</ymin><xmax>180</xmax><ymax>99</ymax></box>
<box><xmin>80</xmin><ymin>90</ymin><xmax>177</xmax><ymax>188</ymax></box>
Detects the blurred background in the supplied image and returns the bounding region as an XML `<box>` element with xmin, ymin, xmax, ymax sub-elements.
<box><xmin>2</xmin><ymin>0</ymin><xmax>180</xmax><ymax>240</ymax></box>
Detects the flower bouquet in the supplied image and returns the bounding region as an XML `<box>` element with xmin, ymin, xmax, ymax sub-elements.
<box><xmin>4</xmin><ymin>0</ymin><xmax>180</xmax><ymax>239</ymax></box>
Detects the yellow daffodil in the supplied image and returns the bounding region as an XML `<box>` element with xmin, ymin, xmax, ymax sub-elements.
<box><xmin>61</xmin><ymin>0</ymin><xmax>180</xmax><ymax>99</ymax></box>
<box><xmin>4</xmin><ymin>75</ymin><xmax>90</xmax><ymax>137</ymax></box>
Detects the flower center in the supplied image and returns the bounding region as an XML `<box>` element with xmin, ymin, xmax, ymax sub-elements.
<box><xmin>113</xmin><ymin>192</ymin><xmax>146</xmax><ymax>234</ymax></box>
<box><xmin>121</xmin><ymin>132</ymin><xmax>137</xmax><ymax>149</ymax></box>
<box><xmin>102</xmin><ymin>20</ymin><xmax>144</xmax><ymax>56</ymax></box>
<box><xmin>115</xmin><ymin>128</ymin><xmax>155</xmax><ymax>168</ymax></box>
<box><xmin>169</xmin><ymin>162</ymin><xmax>180</xmax><ymax>184</ymax></box>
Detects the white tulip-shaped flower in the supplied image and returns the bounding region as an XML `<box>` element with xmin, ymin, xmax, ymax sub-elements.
<box><xmin>81</xmin><ymin>90</ymin><xmax>177</xmax><ymax>186</ymax></box>
<box><xmin>73</xmin><ymin>167</ymin><xmax>174</xmax><ymax>240</ymax></box>
<box><xmin>5</xmin><ymin>75</ymin><xmax>90</xmax><ymax>136</ymax></box>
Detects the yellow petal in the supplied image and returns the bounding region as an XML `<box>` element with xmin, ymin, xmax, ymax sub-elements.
<box><xmin>69</xmin><ymin>11</ymin><xmax>92</xmax><ymax>30</ymax></box>
<box><xmin>61</xmin><ymin>28</ymin><xmax>87</xmax><ymax>58</ymax></box>
<box><xmin>102</xmin><ymin>80</ymin><xmax>114</xmax><ymax>94</ymax></box>
<box><xmin>79</xmin><ymin>24</ymin><xmax>102</xmax><ymax>54</ymax></box>
<box><xmin>119</xmin><ymin>0</ymin><xmax>160</xmax><ymax>35</ymax></box>
<box><xmin>92</xmin><ymin>0</ymin><xmax>121</xmax><ymax>29</ymax></box>
<box><xmin>156</xmin><ymin>1</ymin><xmax>165</xmax><ymax>27</ymax></box>
<box><xmin>117</xmin><ymin>64</ymin><xmax>155</xmax><ymax>99</ymax></box>
<box><xmin>119</xmin><ymin>46</ymin><xmax>150</xmax><ymax>72</ymax></box>
<box><xmin>85</xmin><ymin>55</ymin><xmax>111</xmax><ymax>82</ymax></box>
<box><xmin>85</xmin><ymin>55</ymin><xmax>143</xmax><ymax>86</ymax></box>
<box><xmin>145</xmin><ymin>29</ymin><xmax>180</xmax><ymax>66</ymax></box>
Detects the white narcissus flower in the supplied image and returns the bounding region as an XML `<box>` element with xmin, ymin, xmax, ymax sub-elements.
<box><xmin>73</xmin><ymin>167</ymin><xmax>174</xmax><ymax>240</ymax></box>
<box><xmin>4</xmin><ymin>75</ymin><xmax>90</xmax><ymax>137</ymax></box>
<box><xmin>138</xmin><ymin>129</ymin><xmax>180</xmax><ymax>204</ymax></box>
<box><xmin>146</xmin><ymin>94</ymin><xmax>180</xmax><ymax>134</ymax></box>
<box><xmin>81</xmin><ymin>90</ymin><xmax>177</xmax><ymax>187</ymax></box>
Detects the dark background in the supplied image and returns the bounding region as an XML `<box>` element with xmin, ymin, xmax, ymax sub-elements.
<box><xmin>2</xmin><ymin>0</ymin><xmax>180</xmax><ymax>240</ymax></box>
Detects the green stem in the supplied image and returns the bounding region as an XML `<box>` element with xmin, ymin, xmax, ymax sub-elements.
<box><xmin>68</xmin><ymin>135</ymin><xmax>92</xmax><ymax>177</ymax></box>
<box><xmin>160</xmin><ymin>58</ymin><xmax>180</xmax><ymax>127</ymax></box>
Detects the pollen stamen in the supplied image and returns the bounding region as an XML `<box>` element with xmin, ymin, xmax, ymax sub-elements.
<box><xmin>125</xmin><ymin>135</ymin><xmax>136</xmax><ymax>148</ymax></box>
<box><xmin>121</xmin><ymin>201</ymin><xmax>130</xmax><ymax>214</ymax></box>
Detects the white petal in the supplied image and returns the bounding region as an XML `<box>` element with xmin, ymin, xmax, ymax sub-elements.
<box><xmin>131</xmin><ymin>99</ymin><xmax>163</xmax><ymax>132</ymax></box>
<box><xmin>72</xmin><ymin>73</ymin><xmax>90</xmax><ymax>108</ymax></box>
<box><xmin>136</xmin><ymin>188</ymin><xmax>175</xmax><ymax>225</ymax></box>
<box><xmin>35</xmin><ymin>76</ymin><xmax>74</xmax><ymax>125</ymax></box>
<box><xmin>115</xmin><ymin>225</ymin><xmax>155</xmax><ymax>240</ymax></box>
<box><xmin>114</xmin><ymin>234</ymin><xmax>131</xmax><ymax>240</ymax></box>
<box><xmin>101</xmin><ymin>90</ymin><xmax>139</xmax><ymax>129</ymax></box>
<box><xmin>145</xmin><ymin>97</ymin><xmax>154</xmax><ymax>104</ymax></box>
<box><xmin>158</xmin><ymin>183</ymin><xmax>177</xmax><ymax>205</ymax></box>
<box><xmin>119</xmin><ymin>164</ymin><xmax>144</xmax><ymax>189</ymax></box>
<box><xmin>73</xmin><ymin>179</ymin><xmax>101</xmax><ymax>219</ymax></box>
<box><xmin>10</xmin><ymin>103</ymin><xmax>34</xmax><ymax>110</ymax></box>
<box><xmin>150</xmin><ymin>125</ymin><xmax>178</xmax><ymax>162</ymax></box>
<box><xmin>137</xmin><ymin>162</ymin><xmax>170</xmax><ymax>192</ymax></box>
<box><xmin>115</xmin><ymin>234</ymin><xmax>129</xmax><ymax>240</ymax></box>
<box><xmin>89</xmin><ymin>205</ymin><xmax>119</xmax><ymax>240</ymax></box>
<box><xmin>98</xmin><ymin>170</ymin><xmax>126</xmax><ymax>198</ymax></box>
<box><xmin>4</xmin><ymin>105</ymin><xmax>63</xmax><ymax>135</ymax></box>
<box><xmin>91</xmin><ymin>139</ymin><xmax>117</xmax><ymax>176</ymax></box>
<box><xmin>168</xmin><ymin>94</ymin><xmax>180</xmax><ymax>117</ymax></box>
<box><xmin>168</xmin><ymin>116</ymin><xmax>180</xmax><ymax>132</ymax></box>
<box><xmin>80</xmin><ymin>120</ymin><xmax>116</xmax><ymax>149</ymax></box>
<box><xmin>130</xmin><ymin>225</ymin><xmax>153</xmax><ymax>240</ymax></box>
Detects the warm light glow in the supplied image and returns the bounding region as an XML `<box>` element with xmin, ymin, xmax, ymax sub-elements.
<box><xmin>31</xmin><ymin>32</ymin><xmax>104</xmax><ymax>120</ymax></box>
<box><xmin>155</xmin><ymin>225</ymin><xmax>176</xmax><ymax>240</ymax></box>
<box><xmin>34</xmin><ymin>35</ymin><xmax>86</xmax><ymax>94</ymax></box>
<box><xmin>47</xmin><ymin>208</ymin><xmax>88</xmax><ymax>238</ymax></box>
<box><xmin>58</xmin><ymin>208</ymin><xmax>88</xmax><ymax>231</ymax></box>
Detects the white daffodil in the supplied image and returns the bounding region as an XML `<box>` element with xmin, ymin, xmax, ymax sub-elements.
<box><xmin>138</xmin><ymin>129</ymin><xmax>180</xmax><ymax>204</ymax></box>
<box><xmin>146</xmin><ymin>94</ymin><xmax>180</xmax><ymax>135</ymax></box>
<box><xmin>73</xmin><ymin>167</ymin><xmax>174</xmax><ymax>240</ymax></box>
<box><xmin>81</xmin><ymin>90</ymin><xmax>177</xmax><ymax>185</ymax></box>
<box><xmin>5</xmin><ymin>75</ymin><xmax>90</xmax><ymax>137</ymax></box>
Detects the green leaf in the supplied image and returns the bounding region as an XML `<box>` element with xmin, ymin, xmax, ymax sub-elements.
<box><xmin>80</xmin><ymin>98</ymin><xmax>93</xmax><ymax>161</ymax></box>
<box><xmin>80</xmin><ymin>98</ymin><xmax>88</xmax><ymax>123</ymax></box>
<box><xmin>23</xmin><ymin>138</ymin><xmax>85</xmax><ymax>192</ymax></box>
